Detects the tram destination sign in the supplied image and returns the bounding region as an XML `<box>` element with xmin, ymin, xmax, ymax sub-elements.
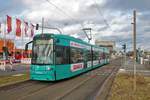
<box><xmin>35</xmin><ymin>39</ymin><xmax>53</xmax><ymax>45</ymax></box>
<box><xmin>70</xmin><ymin>41</ymin><xmax>90</xmax><ymax>50</ymax></box>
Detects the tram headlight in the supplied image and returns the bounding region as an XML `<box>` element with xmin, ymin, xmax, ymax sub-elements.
<box><xmin>47</xmin><ymin>67</ymin><xmax>51</xmax><ymax>71</ymax></box>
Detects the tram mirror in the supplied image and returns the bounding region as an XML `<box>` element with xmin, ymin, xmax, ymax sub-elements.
<box><xmin>25</xmin><ymin>41</ymin><xmax>33</xmax><ymax>51</ymax></box>
<box><xmin>36</xmin><ymin>24</ymin><xmax>39</xmax><ymax>30</ymax></box>
<box><xmin>25</xmin><ymin>44</ymin><xmax>28</xmax><ymax>51</ymax></box>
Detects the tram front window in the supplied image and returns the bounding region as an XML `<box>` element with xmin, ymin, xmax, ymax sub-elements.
<box><xmin>32</xmin><ymin>39</ymin><xmax>53</xmax><ymax>64</ymax></box>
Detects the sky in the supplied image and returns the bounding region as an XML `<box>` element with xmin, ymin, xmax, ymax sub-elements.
<box><xmin>0</xmin><ymin>0</ymin><xmax>150</xmax><ymax>51</ymax></box>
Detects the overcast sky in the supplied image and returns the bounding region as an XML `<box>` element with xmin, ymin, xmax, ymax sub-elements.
<box><xmin>0</xmin><ymin>0</ymin><xmax>150</xmax><ymax>51</ymax></box>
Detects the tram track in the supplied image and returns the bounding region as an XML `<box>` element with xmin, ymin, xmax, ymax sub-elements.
<box><xmin>56</xmin><ymin>73</ymin><xmax>93</xmax><ymax>100</ymax></box>
<box><xmin>17</xmin><ymin>66</ymin><xmax>116</xmax><ymax>100</ymax></box>
<box><xmin>0</xmin><ymin>58</ymin><xmax>121</xmax><ymax>100</ymax></box>
<box><xmin>0</xmin><ymin>80</ymin><xmax>55</xmax><ymax>100</ymax></box>
<box><xmin>0</xmin><ymin>80</ymin><xmax>34</xmax><ymax>91</ymax></box>
<box><xmin>93</xmin><ymin>66</ymin><xmax>120</xmax><ymax>100</ymax></box>
<box><xmin>56</xmin><ymin>59</ymin><xmax>121</xmax><ymax>100</ymax></box>
<box><xmin>17</xmin><ymin>83</ymin><xmax>54</xmax><ymax>100</ymax></box>
<box><xmin>56</xmin><ymin>66</ymin><xmax>119</xmax><ymax>100</ymax></box>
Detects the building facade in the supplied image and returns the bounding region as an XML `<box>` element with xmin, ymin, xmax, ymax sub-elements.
<box><xmin>95</xmin><ymin>40</ymin><xmax>116</xmax><ymax>56</ymax></box>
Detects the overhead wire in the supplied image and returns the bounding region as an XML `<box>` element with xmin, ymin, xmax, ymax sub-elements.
<box><xmin>45</xmin><ymin>0</ymin><xmax>92</xmax><ymax>40</ymax></box>
<box><xmin>94</xmin><ymin>0</ymin><xmax>113</xmax><ymax>31</ymax></box>
<box><xmin>45</xmin><ymin>0</ymin><xmax>84</xmax><ymax>27</ymax></box>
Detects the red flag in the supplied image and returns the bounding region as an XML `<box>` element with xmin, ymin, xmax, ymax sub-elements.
<box><xmin>30</xmin><ymin>23</ymin><xmax>34</xmax><ymax>37</ymax></box>
<box><xmin>24</xmin><ymin>21</ymin><xmax>28</xmax><ymax>36</ymax></box>
<box><xmin>7</xmin><ymin>15</ymin><xmax>12</xmax><ymax>33</ymax></box>
<box><xmin>16</xmin><ymin>18</ymin><xmax>21</xmax><ymax>37</ymax></box>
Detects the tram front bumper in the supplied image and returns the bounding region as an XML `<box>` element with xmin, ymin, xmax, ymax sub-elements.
<box><xmin>30</xmin><ymin>65</ymin><xmax>55</xmax><ymax>81</ymax></box>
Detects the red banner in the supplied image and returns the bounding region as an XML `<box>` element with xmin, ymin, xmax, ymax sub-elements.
<box><xmin>7</xmin><ymin>15</ymin><xmax>12</xmax><ymax>33</ymax></box>
<box><xmin>16</xmin><ymin>18</ymin><xmax>21</xmax><ymax>37</ymax></box>
<box><xmin>30</xmin><ymin>23</ymin><xmax>34</xmax><ymax>37</ymax></box>
<box><xmin>71</xmin><ymin>63</ymin><xmax>84</xmax><ymax>72</ymax></box>
<box><xmin>24</xmin><ymin>21</ymin><xmax>28</xmax><ymax>36</ymax></box>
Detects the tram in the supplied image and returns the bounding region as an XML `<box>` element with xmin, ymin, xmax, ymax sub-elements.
<box><xmin>25</xmin><ymin>33</ymin><xmax>110</xmax><ymax>81</ymax></box>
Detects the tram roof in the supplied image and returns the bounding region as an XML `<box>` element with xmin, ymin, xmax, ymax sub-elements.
<box><xmin>34</xmin><ymin>33</ymin><xmax>109</xmax><ymax>52</ymax></box>
<box><xmin>34</xmin><ymin>33</ymin><xmax>91</xmax><ymax>46</ymax></box>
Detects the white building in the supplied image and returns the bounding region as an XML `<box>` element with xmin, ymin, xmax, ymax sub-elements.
<box><xmin>95</xmin><ymin>40</ymin><xmax>116</xmax><ymax>57</ymax></box>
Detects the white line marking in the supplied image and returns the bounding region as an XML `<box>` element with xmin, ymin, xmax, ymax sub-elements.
<box><xmin>12</xmin><ymin>74</ymin><xmax>24</xmax><ymax>76</ymax></box>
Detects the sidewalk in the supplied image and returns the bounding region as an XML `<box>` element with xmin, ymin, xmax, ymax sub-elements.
<box><xmin>119</xmin><ymin>58</ymin><xmax>150</xmax><ymax>76</ymax></box>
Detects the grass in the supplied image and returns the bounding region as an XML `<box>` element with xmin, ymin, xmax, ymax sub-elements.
<box><xmin>0</xmin><ymin>73</ymin><xmax>29</xmax><ymax>87</ymax></box>
<box><xmin>108</xmin><ymin>73</ymin><xmax>150</xmax><ymax>100</ymax></box>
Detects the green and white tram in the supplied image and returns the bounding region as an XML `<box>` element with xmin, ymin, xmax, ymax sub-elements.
<box><xmin>25</xmin><ymin>33</ymin><xmax>110</xmax><ymax>81</ymax></box>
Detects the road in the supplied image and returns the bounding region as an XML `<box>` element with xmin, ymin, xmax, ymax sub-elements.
<box><xmin>0</xmin><ymin>58</ymin><xmax>121</xmax><ymax>100</ymax></box>
<box><xmin>120</xmin><ymin>58</ymin><xmax>150</xmax><ymax>76</ymax></box>
<box><xmin>0</xmin><ymin>64</ymin><xmax>29</xmax><ymax>76</ymax></box>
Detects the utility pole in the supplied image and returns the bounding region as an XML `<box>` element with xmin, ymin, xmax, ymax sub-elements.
<box><xmin>132</xmin><ymin>10</ymin><xmax>137</xmax><ymax>92</ymax></box>
<box><xmin>133</xmin><ymin>10</ymin><xmax>136</xmax><ymax>62</ymax></box>
<box><xmin>42</xmin><ymin>17</ymin><xmax>44</xmax><ymax>34</ymax></box>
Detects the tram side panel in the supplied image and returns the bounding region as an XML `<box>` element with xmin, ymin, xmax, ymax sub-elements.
<box><xmin>92</xmin><ymin>46</ymin><xmax>106</xmax><ymax>69</ymax></box>
<box><xmin>54</xmin><ymin>38</ymin><xmax>92</xmax><ymax>80</ymax></box>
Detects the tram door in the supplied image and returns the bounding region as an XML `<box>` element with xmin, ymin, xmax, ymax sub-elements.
<box><xmin>85</xmin><ymin>49</ymin><xmax>92</xmax><ymax>69</ymax></box>
<box><xmin>84</xmin><ymin>50</ymin><xmax>88</xmax><ymax>69</ymax></box>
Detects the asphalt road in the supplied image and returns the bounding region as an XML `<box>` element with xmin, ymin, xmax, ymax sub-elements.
<box><xmin>0</xmin><ymin>64</ymin><xmax>29</xmax><ymax>76</ymax></box>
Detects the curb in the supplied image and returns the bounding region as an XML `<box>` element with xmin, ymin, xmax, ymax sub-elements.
<box><xmin>0</xmin><ymin>79</ymin><xmax>29</xmax><ymax>88</ymax></box>
<box><xmin>95</xmin><ymin>67</ymin><xmax>119</xmax><ymax>100</ymax></box>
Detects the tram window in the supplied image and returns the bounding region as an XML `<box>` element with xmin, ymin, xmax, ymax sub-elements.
<box><xmin>93</xmin><ymin>51</ymin><xmax>98</xmax><ymax>60</ymax></box>
<box><xmin>70</xmin><ymin>48</ymin><xmax>83</xmax><ymax>63</ymax></box>
<box><xmin>106</xmin><ymin>53</ymin><xmax>109</xmax><ymax>59</ymax></box>
<box><xmin>93</xmin><ymin>51</ymin><xmax>96</xmax><ymax>60</ymax></box>
<box><xmin>99</xmin><ymin>51</ymin><xmax>103</xmax><ymax>60</ymax></box>
<box><xmin>32</xmin><ymin>41</ymin><xmax>53</xmax><ymax>64</ymax></box>
<box><xmin>55</xmin><ymin>46</ymin><xmax>70</xmax><ymax>64</ymax></box>
<box><xmin>103</xmin><ymin>52</ymin><xmax>106</xmax><ymax>59</ymax></box>
<box><xmin>87</xmin><ymin>51</ymin><xmax>92</xmax><ymax>61</ymax></box>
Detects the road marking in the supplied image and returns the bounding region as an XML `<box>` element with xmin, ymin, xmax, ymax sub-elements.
<box><xmin>119</xmin><ymin>69</ymin><xmax>126</xmax><ymax>72</ymax></box>
<box><xmin>12</xmin><ymin>74</ymin><xmax>24</xmax><ymax>76</ymax></box>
